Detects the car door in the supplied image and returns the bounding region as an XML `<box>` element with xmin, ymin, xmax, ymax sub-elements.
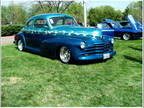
<box><xmin>33</xmin><ymin>18</ymin><xmax>51</xmax><ymax>49</ymax></box>
<box><xmin>24</xmin><ymin>19</ymin><xmax>34</xmax><ymax>47</ymax></box>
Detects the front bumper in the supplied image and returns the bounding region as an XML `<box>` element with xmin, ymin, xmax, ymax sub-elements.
<box><xmin>77</xmin><ymin>50</ymin><xmax>116</xmax><ymax>61</ymax></box>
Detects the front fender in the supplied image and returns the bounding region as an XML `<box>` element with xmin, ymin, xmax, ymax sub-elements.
<box><xmin>40</xmin><ymin>37</ymin><xmax>83</xmax><ymax>58</ymax></box>
<box><xmin>103</xmin><ymin>35</ymin><xmax>113</xmax><ymax>43</ymax></box>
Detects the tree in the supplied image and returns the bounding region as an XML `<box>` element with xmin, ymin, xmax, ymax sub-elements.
<box><xmin>88</xmin><ymin>6</ymin><xmax>123</xmax><ymax>25</ymax></box>
<box><xmin>65</xmin><ymin>3</ymin><xmax>84</xmax><ymax>23</ymax></box>
<box><xmin>114</xmin><ymin>10</ymin><xmax>123</xmax><ymax>21</ymax></box>
<box><xmin>123</xmin><ymin>1</ymin><xmax>142</xmax><ymax>22</ymax></box>
<box><xmin>2</xmin><ymin>5</ymin><xmax>27</xmax><ymax>25</ymax></box>
<box><xmin>122</xmin><ymin>7</ymin><xmax>129</xmax><ymax>20</ymax></box>
<box><xmin>1</xmin><ymin>6</ymin><xmax>11</xmax><ymax>24</ymax></box>
<box><xmin>32</xmin><ymin>0</ymin><xmax>74</xmax><ymax>13</ymax></box>
<box><xmin>28</xmin><ymin>2</ymin><xmax>83</xmax><ymax>23</ymax></box>
<box><xmin>88</xmin><ymin>7</ymin><xmax>104</xmax><ymax>25</ymax></box>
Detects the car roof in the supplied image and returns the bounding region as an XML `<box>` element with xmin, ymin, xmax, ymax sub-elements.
<box><xmin>30</xmin><ymin>13</ymin><xmax>72</xmax><ymax>19</ymax></box>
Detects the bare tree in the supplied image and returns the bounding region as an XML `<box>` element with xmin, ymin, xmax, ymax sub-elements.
<box><xmin>35</xmin><ymin>0</ymin><xmax>74</xmax><ymax>13</ymax></box>
<box><xmin>38</xmin><ymin>0</ymin><xmax>46</xmax><ymax>13</ymax></box>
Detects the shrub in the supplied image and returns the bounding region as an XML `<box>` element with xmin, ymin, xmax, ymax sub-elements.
<box><xmin>1</xmin><ymin>24</ymin><xmax>24</xmax><ymax>36</ymax></box>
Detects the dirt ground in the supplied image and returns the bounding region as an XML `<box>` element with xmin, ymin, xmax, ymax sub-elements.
<box><xmin>1</xmin><ymin>36</ymin><xmax>15</xmax><ymax>46</ymax></box>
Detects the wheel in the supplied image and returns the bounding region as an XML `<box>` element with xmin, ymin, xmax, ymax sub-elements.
<box><xmin>122</xmin><ymin>33</ymin><xmax>131</xmax><ymax>40</ymax></box>
<box><xmin>17</xmin><ymin>39</ymin><xmax>24</xmax><ymax>51</ymax></box>
<box><xmin>59</xmin><ymin>46</ymin><xmax>71</xmax><ymax>63</ymax></box>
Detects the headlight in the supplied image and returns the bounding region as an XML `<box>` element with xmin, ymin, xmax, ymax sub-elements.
<box><xmin>111</xmin><ymin>38</ymin><xmax>115</xmax><ymax>44</ymax></box>
<box><xmin>100</xmin><ymin>35</ymin><xmax>103</xmax><ymax>39</ymax></box>
<box><xmin>80</xmin><ymin>42</ymin><xmax>85</xmax><ymax>49</ymax></box>
<box><xmin>93</xmin><ymin>31</ymin><xmax>99</xmax><ymax>38</ymax></box>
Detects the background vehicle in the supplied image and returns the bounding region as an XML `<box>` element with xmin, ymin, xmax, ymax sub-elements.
<box><xmin>14</xmin><ymin>13</ymin><xmax>116</xmax><ymax>63</ymax></box>
<box><xmin>117</xmin><ymin>21</ymin><xmax>132</xmax><ymax>29</ymax></box>
<box><xmin>96</xmin><ymin>15</ymin><xmax>142</xmax><ymax>40</ymax></box>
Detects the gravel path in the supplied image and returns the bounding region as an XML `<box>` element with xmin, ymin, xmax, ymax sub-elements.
<box><xmin>1</xmin><ymin>35</ymin><xmax>15</xmax><ymax>46</ymax></box>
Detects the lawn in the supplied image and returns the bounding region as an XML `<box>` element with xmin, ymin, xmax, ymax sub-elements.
<box><xmin>1</xmin><ymin>39</ymin><xmax>142</xmax><ymax>107</ymax></box>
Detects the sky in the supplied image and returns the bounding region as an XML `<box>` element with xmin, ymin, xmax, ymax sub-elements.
<box><xmin>1</xmin><ymin>0</ymin><xmax>142</xmax><ymax>12</ymax></box>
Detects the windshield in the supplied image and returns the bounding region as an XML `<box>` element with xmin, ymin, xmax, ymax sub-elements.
<box><xmin>49</xmin><ymin>16</ymin><xmax>78</xmax><ymax>27</ymax></box>
<box><xmin>97</xmin><ymin>23</ymin><xmax>112</xmax><ymax>29</ymax></box>
<box><xmin>112</xmin><ymin>22</ymin><xmax>123</xmax><ymax>28</ymax></box>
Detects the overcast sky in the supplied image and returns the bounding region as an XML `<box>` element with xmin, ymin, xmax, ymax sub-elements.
<box><xmin>1</xmin><ymin>0</ymin><xmax>142</xmax><ymax>12</ymax></box>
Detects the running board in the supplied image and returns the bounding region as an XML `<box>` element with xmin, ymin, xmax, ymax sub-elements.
<box><xmin>25</xmin><ymin>46</ymin><xmax>40</xmax><ymax>53</ymax></box>
<box><xmin>114</xmin><ymin>37</ymin><xmax>121</xmax><ymax>39</ymax></box>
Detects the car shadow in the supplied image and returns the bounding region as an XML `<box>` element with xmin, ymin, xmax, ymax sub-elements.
<box><xmin>15</xmin><ymin>47</ymin><xmax>56</xmax><ymax>60</ymax></box>
<box><xmin>71</xmin><ymin>58</ymin><xmax>109</xmax><ymax>65</ymax></box>
<box><xmin>15</xmin><ymin>47</ymin><xmax>110</xmax><ymax>65</ymax></box>
<box><xmin>123</xmin><ymin>55</ymin><xmax>142</xmax><ymax>64</ymax></box>
<box><xmin>128</xmin><ymin>46</ymin><xmax>142</xmax><ymax>51</ymax></box>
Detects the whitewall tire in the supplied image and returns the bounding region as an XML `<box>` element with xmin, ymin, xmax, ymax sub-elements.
<box><xmin>123</xmin><ymin>33</ymin><xmax>131</xmax><ymax>40</ymax></box>
<box><xmin>17</xmin><ymin>39</ymin><xmax>24</xmax><ymax>51</ymax></box>
<box><xmin>59</xmin><ymin>46</ymin><xmax>71</xmax><ymax>63</ymax></box>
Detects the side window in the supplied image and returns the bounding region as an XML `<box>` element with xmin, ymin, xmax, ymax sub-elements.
<box><xmin>27</xmin><ymin>20</ymin><xmax>33</xmax><ymax>27</ymax></box>
<box><xmin>64</xmin><ymin>18</ymin><xmax>74</xmax><ymax>25</ymax></box>
<box><xmin>56</xmin><ymin>19</ymin><xmax>63</xmax><ymax>25</ymax></box>
<box><xmin>34</xmin><ymin>19</ymin><xmax>48</xmax><ymax>28</ymax></box>
<box><xmin>49</xmin><ymin>17</ymin><xmax>63</xmax><ymax>26</ymax></box>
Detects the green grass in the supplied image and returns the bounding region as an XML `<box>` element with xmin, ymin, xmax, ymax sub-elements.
<box><xmin>2</xmin><ymin>39</ymin><xmax>142</xmax><ymax>107</ymax></box>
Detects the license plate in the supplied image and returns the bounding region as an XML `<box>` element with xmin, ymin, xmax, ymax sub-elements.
<box><xmin>103</xmin><ymin>53</ymin><xmax>110</xmax><ymax>59</ymax></box>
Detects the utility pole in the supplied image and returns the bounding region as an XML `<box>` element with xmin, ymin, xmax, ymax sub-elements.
<box><xmin>83</xmin><ymin>0</ymin><xmax>87</xmax><ymax>27</ymax></box>
<box><xmin>10</xmin><ymin>0</ymin><xmax>14</xmax><ymax>24</ymax></box>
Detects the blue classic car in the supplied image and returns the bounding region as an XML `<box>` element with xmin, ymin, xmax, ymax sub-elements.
<box><xmin>118</xmin><ymin>21</ymin><xmax>131</xmax><ymax>28</ymax></box>
<box><xmin>14</xmin><ymin>13</ymin><xmax>116</xmax><ymax>63</ymax></box>
<box><xmin>96</xmin><ymin>15</ymin><xmax>142</xmax><ymax>40</ymax></box>
<box><xmin>118</xmin><ymin>21</ymin><xmax>143</xmax><ymax>30</ymax></box>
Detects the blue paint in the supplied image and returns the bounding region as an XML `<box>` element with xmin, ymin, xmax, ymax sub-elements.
<box><xmin>25</xmin><ymin>46</ymin><xmax>40</xmax><ymax>53</ymax></box>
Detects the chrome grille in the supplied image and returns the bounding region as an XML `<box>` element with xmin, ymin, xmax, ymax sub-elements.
<box><xmin>81</xmin><ymin>43</ymin><xmax>113</xmax><ymax>55</ymax></box>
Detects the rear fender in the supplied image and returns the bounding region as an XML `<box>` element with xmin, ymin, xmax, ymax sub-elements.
<box><xmin>16</xmin><ymin>32</ymin><xmax>26</xmax><ymax>47</ymax></box>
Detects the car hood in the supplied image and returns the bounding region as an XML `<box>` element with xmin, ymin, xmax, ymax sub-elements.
<box><xmin>104</xmin><ymin>19</ymin><xmax>116</xmax><ymax>24</ymax></box>
<box><xmin>105</xmin><ymin>15</ymin><xmax>142</xmax><ymax>30</ymax></box>
<box><xmin>104</xmin><ymin>19</ymin><xmax>122</xmax><ymax>28</ymax></box>
<box><xmin>127</xmin><ymin>15</ymin><xmax>142</xmax><ymax>30</ymax></box>
<box><xmin>51</xmin><ymin>25</ymin><xmax>102</xmax><ymax>38</ymax></box>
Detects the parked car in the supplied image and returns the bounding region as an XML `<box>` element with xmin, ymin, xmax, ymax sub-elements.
<box><xmin>14</xmin><ymin>13</ymin><xmax>116</xmax><ymax>63</ymax></box>
<box><xmin>117</xmin><ymin>21</ymin><xmax>132</xmax><ymax>29</ymax></box>
<box><xmin>118</xmin><ymin>21</ymin><xmax>143</xmax><ymax>30</ymax></box>
<box><xmin>96</xmin><ymin>15</ymin><xmax>142</xmax><ymax>40</ymax></box>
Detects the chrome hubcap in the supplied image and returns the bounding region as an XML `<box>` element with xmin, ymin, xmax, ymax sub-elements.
<box><xmin>18</xmin><ymin>40</ymin><xmax>23</xmax><ymax>51</ymax></box>
<box><xmin>123</xmin><ymin>34</ymin><xmax>130</xmax><ymax>40</ymax></box>
<box><xmin>60</xmin><ymin>47</ymin><xmax>71</xmax><ymax>63</ymax></box>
